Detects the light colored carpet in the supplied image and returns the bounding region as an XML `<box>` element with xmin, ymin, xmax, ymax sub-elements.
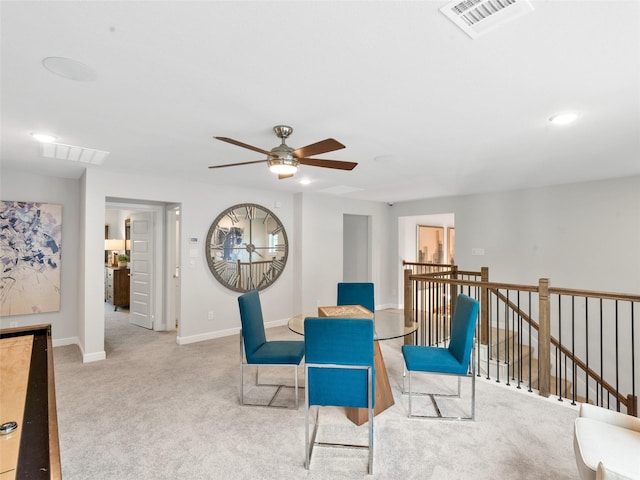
<box><xmin>52</xmin><ymin>306</ymin><xmax>580</xmax><ymax>479</ymax></box>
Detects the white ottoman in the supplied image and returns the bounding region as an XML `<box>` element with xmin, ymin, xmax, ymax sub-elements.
<box><xmin>573</xmin><ymin>404</ymin><xmax>640</xmax><ymax>480</ymax></box>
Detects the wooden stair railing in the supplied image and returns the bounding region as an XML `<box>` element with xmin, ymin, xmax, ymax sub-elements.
<box><xmin>492</xmin><ymin>288</ymin><xmax>636</xmax><ymax>414</ymax></box>
<box><xmin>403</xmin><ymin>264</ymin><xmax>639</xmax><ymax>416</ymax></box>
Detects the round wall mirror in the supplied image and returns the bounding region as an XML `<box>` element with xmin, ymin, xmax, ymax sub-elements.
<box><xmin>205</xmin><ymin>203</ymin><xmax>288</xmax><ymax>292</ymax></box>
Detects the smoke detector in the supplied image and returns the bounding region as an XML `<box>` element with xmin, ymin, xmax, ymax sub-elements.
<box><xmin>440</xmin><ymin>0</ymin><xmax>534</xmax><ymax>39</ymax></box>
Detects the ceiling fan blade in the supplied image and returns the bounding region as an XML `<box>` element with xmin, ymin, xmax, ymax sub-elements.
<box><xmin>299</xmin><ymin>158</ymin><xmax>357</xmax><ymax>171</ymax></box>
<box><xmin>292</xmin><ymin>138</ymin><xmax>345</xmax><ymax>159</ymax></box>
<box><xmin>214</xmin><ymin>136</ymin><xmax>274</xmax><ymax>156</ymax></box>
<box><xmin>208</xmin><ymin>159</ymin><xmax>267</xmax><ymax>169</ymax></box>
<box><xmin>278</xmin><ymin>173</ymin><xmax>294</xmax><ymax>180</ymax></box>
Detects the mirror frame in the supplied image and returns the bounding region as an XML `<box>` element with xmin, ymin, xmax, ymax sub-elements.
<box><xmin>205</xmin><ymin>203</ymin><xmax>288</xmax><ymax>292</ymax></box>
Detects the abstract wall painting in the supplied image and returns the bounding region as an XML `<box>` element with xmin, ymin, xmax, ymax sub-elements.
<box><xmin>0</xmin><ymin>201</ymin><xmax>62</xmax><ymax>316</ymax></box>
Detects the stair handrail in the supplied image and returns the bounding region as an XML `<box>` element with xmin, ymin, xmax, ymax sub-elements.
<box><xmin>492</xmin><ymin>288</ymin><xmax>633</xmax><ymax>414</ymax></box>
<box><xmin>403</xmin><ymin>262</ymin><xmax>639</xmax><ymax>415</ymax></box>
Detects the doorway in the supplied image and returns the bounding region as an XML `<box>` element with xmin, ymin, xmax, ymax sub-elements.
<box><xmin>104</xmin><ymin>200</ymin><xmax>181</xmax><ymax>351</ymax></box>
<box><xmin>343</xmin><ymin>214</ymin><xmax>371</xmax><ymax>282</ymax></box>
<box><xmin>397</xmin><ymin>212</ymin><xmax>454</xmax><ymax>306</ymax></box>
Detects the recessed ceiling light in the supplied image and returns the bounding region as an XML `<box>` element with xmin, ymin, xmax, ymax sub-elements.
<box><xmin>299</xmin><ymin>178</ymin><xmax>311</xmax><ymax>185</ymax></box>
<box><xmin>42</xmin><ymin>57</ymin><xmax>97</xmax><ymax>82</ymax></box>
<box><xmin>549</xmin><ymin>112</ymin><xmax>579</xmax><ymax>125</ymax></box>
<box><xmin>31</xmin><ymin>132</ymin><xmax>58</xmax><ymax>143</ymax></box>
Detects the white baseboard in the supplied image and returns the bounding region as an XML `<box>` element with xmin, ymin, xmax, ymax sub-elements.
<box><xmin>52</xmin><ymin>336</ymin><xmax>105</xmax><ymax>362</ymax></box>
<box><xmin>53</xmin><ymin>336</ymin><xmax>79</xmax><ymax>347</ymax></box>
<box><xmin>176</xmin><ymin>317</ymin><xmax>290</xmax><ymax>346</ymax></box>
<box><xmin>264</xmin><ymin>318</ymin><xmax>289</xmax><ymax>329</ymax></box>
<box><xmin>378</xmin><ymin>303</ymin><xmax>400</xmax><ymax>310</ymax></box>
<box><xmin>77</xmin><ymin>342</ymin><xmax>105</xmax><ymax>363</ymax></box>
<box><xmin>177</xmin><ymin>326</ymin><xmax>239</xmax><ymax>345</ymax></box>
<box><xmin>83</xmin><ymin>350</ymin><xmax>106</xmax><ymax>363</ymax></box>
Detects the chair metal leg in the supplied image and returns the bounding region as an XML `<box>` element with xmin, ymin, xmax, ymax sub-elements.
<box><xmin>240</xmin><ymin>330</ymin><xmax>301</xmax><ymax>409</ymax></box>
<box><xmin>294</xmin><ymin>364</ymin><xmax>298</xmax><ymax>409</ymax></box>
<box><xmin>408</xmin><ymin>369</ymin><xmax>413</xmax><ymax>417</ymax></box>
<box><xmin>403</xmin><ymin>368</ymin><xmax>475</xmax><ymax>420</ymax></box>
<box><xmin>305</xmin><ymin>363</ymin><xmax>374</xmax><ymax>473</ymax></box>
<box><xmin>240</xmin><ymin>332</ymin><xmax>245</xmax><ymax>406</ymax></box>
<box><xmin>368</xmin><ymin>366</ymin><xmax>374</xmax><ymax>475</ymax></box>
<box><xmin>305</xmin><ymin>385</ymin><xmax>309</xmax><ymax>469</ymax></box>
<box><xmin>471</xmin><ymin>358</ymin><xmax>476</xmax><ymax>420</ymax></box>
<box><xmin>305</xmin><ymin>366</ymin><xmax>320</xmax><ymax>470</ymax></box>
<box><xmin>304</xmin><ymin>406</ymin><xmax>320</xmax><ymax>470</ymax></box>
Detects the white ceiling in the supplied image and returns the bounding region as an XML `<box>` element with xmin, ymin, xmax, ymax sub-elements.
<box><xmin>2</xmin><ymin>1</ymin><xmax>639</xmax><ymax>203</ymax></box>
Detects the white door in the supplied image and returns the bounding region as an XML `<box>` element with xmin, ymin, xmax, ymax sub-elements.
<box><xmin>129</xmin><ymin>212</ymin><xmax>154</xmax><ymax>329</ymax></box>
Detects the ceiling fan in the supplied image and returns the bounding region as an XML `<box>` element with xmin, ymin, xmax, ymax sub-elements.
<box><xmin>209</xmin><ymin>125</ymin><xmax>357</xmax><ymax>179</ymax></box>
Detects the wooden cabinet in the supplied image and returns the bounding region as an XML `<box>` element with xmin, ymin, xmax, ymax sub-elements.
<box><xmin>105</xmin><ymin>267</ymin><xmax>130</xmax><ymax>310</ymax></box>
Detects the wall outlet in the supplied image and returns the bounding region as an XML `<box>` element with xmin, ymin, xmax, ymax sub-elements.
<box><xmin>207</xmin><ymin>311</ymin><xmax>214</xmax><ymax>321</ymax></box>
<box><xmin>472</xmin><ymin>248</ymin><xmax>485</xmax><ymax>256</ymax></box>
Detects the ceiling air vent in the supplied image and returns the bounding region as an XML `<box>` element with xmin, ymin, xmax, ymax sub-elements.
<box><xmin>440</xmin><ymin>0</ymin><xmax>534</xmax><ymax>39</ymax></box>
<box><xmin>41</xmin><ymin>142</ymin><xmax>109</xmax><ymax>165</ymax></box>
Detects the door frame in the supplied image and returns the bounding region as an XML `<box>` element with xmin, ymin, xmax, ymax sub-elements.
<box><xmin>342</xmin><ymin>214</ymin><xmax>372</xmax><ymax>282</ymax></box>
<box><xmin>105</xmin><ymin>200</ymin><xmax>171</xmax><ymax>332</ymax></box>
<box><xmin>165</xmin><ymin>204</ymin><xmax>181</xmax><ymax>333</ymax></box>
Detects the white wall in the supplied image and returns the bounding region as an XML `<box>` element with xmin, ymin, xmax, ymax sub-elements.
<box><xmin>0</xmin><ymin>169</ymin><xmax>80</xmax><ymax>344</ymax></box>
<box><xmin>8</xmin><ymin>165</ymin><xmax>636</xmax><ymax>364</ymax></box>
<box><xmin>391</xmin><ymin>176</ymin><xmax>640</xmax><ymax>294</ymax></box>
<box><xmin>295</xmin><ymin>193</ymin><xmax>393</xmax><ymax>312</ymax></box>
<box><xmin>105</xmin><ymin>207</ymin><xmax>134</xmax><ymax>241</ymax></box>
<box><xmin>86</xmin><ymin>175</ymin><xmax>393</xmax><ymax>359</ymax></box>
<box><xmin>391</xmin><ymin>175</ymin><xmax>640</xmax><ymax>396</ymax></box>
<box><xmin>2</xmin><ymin>166</ymin><xmax>393</xmax><ymax>361</ymax></box>
<box><xmin>80</xmin><ymin>169</ymin><xmax>300</xmax><ymax>356</ymax></box>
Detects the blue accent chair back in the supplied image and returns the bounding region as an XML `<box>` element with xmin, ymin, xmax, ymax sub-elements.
<box><xmin>304</xmin><ymin>317</ymin><xmax>375</xmax><ymax>408</ymax></box>
<box><xmin>448</xmin><ymin>293</ymin><xmax>480</xmax><ymax>369</ymax></box>
<box><xmin>304</xmin><ymin>317</ymin><xmax>375</xmax><ymax>473</ymax></box>
<box><xmin>401</xmin><ymin>293</ymin><xmax>479</xmax><ymax>419</ymax></box>
<box><xmin>237</xmin><ymin>290</ymin><xmax>305</xmax><ymax>408</ymax></box>
<box><xmin>337</xmin><ymin>282</ymin><xmax>375</xmax><ymax>313</ymax></box>
<box><xmin>238</xmin><ymin>290</ymin><xmax>267</xmax><ymax>362</ymax></box>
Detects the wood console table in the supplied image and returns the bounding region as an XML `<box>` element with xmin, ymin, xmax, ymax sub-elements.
<box><xmin>105</xmin><ymin>266</ymin><xmax>130</xmax><ymax>311</ymax></box>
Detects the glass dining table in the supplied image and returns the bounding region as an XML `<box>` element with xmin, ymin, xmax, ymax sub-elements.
<box><xmin>288</xmin><ymin>307</ymin><xmax>419</xmax><ymax>425</ymax></box>
<box><xmin>287</xmin><ymin>308</ymin><xmax>418</xmax><ymax>340</ymax></box>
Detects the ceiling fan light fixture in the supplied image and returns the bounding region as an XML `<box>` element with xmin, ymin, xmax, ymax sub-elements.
<box><xmin>211</xmin><ymin>125</ymin><xmax>356</xmax><ymax>176</ymax></box>
<box><xmin>269</xmin><ymin>162</ymin><xmax>298</xmax><ymax>175</ymax></box>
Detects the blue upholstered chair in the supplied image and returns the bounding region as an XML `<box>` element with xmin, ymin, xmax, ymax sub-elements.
<box><xmin>304</xmin><ymin>317</ymin><xmax>375</xmax><ymax>474</ymax></box>
<box><xmin>238</xmin><ymin>290</ymin><xmax>305</xmax><ymax>408</ymax></box>
<box><xmin>337</xmin><ymin>282</ymin><xmax>375</xmax><ymax>313</ymax></box>
<box><xmin>402</xmin><ymin>293</ymin><xmax>479</xmax><ymax>420</ymax></box>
